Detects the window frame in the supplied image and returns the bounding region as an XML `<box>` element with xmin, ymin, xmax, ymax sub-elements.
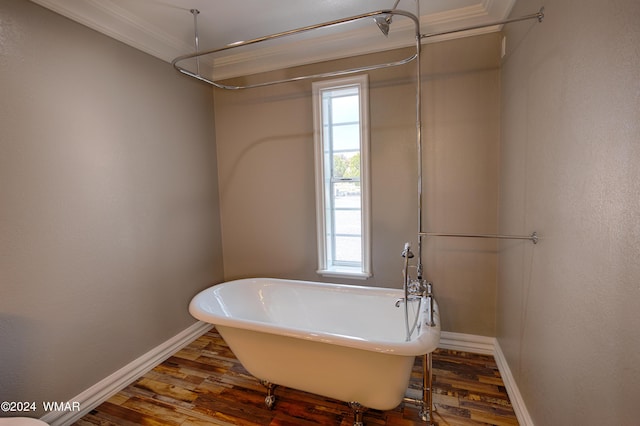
<box><xmin>312</xmin><ymin>75</ymin><xmax>371</xmax><ymax>279</ymax></box>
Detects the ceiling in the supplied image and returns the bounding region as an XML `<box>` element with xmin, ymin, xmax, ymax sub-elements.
<box><xmin>31</xmin><ymin>0</ymin><xmax>516</xmax><ymax>81</ymax></box>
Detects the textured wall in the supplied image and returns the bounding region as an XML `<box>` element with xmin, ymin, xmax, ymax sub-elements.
<box><xmin>498</xmin><ymin>0</ymin><xmax>640</xmax><ymax>424</ymax></box>
<box><xmin>214</xmin><ymin>34</ymin><xmax>502</xmax><ymax>336</ymax></box>
<box><xmin>0</xmin><ymin>1</ymin><xmax>224</xmax><ymax>416</ymax></box>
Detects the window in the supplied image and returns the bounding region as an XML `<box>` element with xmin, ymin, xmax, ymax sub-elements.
<box><xmin>312</xmin><ymin>75</ymin><xmax>371</xmax><ymax>278</ymax></box>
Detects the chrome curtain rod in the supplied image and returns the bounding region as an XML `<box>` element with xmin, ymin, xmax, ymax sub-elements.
<box><xmin>420</xmin><ymin>231</ymin><xmax>539</xmax><ymax>244</ymax></box>
<box><xmin>173</xmin><ymin>7</ymin><xmax>545</xmax><ymax>90</ymax></box>
<box><xmin>421</xmin><ymin>7</ymin><xmax>544</xmax><ymax>39</ymax></box>
<box><xmin>172</xmin><ymin>9</ymin><xmax>421</xmax><ymax>90</ymax></box>
<box><xmin>176</xmin><ymin>54</ymin><xmax>418</xmax><ymax>90</ymax></box>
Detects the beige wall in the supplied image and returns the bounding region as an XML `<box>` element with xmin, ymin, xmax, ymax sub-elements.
<box><xmin>0</xmin><ymin>1</ymin><xmax>223</xmax><ymax>415</ymax></box>
<box><xmin>498</xmin><ymin>0</ymin><xmax>640</xmax><ymax>424</ymax></box>
<box><xmin>214</xmin><ymin>33</ymin><xmax>502</xmax><ymax>335</ymax></box>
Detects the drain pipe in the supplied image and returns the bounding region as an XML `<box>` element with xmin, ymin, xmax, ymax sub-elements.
<box><xmin>404</xmin><ymin>352</ymin><xmax>435</xmax><ymax>424</ymax></box>
<box><xmin>422</xmin><ymin>352</ymin><xmax>434</xmax><ymax>423</ymax></box>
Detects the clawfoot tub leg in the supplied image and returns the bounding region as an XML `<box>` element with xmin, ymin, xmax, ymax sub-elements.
<box><xmin>348</xmin><ymin>401</ymin><xmax>367</xmax><ymax>426</ymax></box>
<box><xmin>260</xmin><ymin>380</ymin><xmax>277</xmax><ymax>409</ymax></box>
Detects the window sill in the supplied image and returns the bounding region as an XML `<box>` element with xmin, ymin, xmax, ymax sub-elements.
<box><xmin>316</xmin><ymin>268</ymin><xmax>371</xmax><ymax>280</ymax></box>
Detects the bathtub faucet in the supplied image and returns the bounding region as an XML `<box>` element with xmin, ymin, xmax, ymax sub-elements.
<box><xmin>401</xmin><ymin>242</ymin><xmax>423</xmax><ymax>302</ymax></box>
<box><xmin>399</xmin><ymin>242</ymin><xmax>436</xmax><ymax>329</ymax></box>
<box><xmin>406</xmin><ymin>279</ymin><xmax>436</xmax><ymax>328</ymax></box>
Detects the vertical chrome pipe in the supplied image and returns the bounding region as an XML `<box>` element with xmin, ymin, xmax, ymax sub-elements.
<box><xmin>414</xmin><ymin>0</ymin><xmax>424</xmax><ymax>280</ymax></box>
<box><xmin>421</xmin><ymin>352</ymin><xmax>434</xmax><ymax>424</ymax></box>
<box><xmin>190</xmin><ymin>9</ymin><xmax>201</xmax><ymax>76</ymax></box>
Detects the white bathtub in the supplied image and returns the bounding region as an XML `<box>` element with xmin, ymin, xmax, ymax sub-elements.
<box><xmin>189</xmin><ymin>278</ymin><xmax>440</xmax><ymax>411</ymax></box>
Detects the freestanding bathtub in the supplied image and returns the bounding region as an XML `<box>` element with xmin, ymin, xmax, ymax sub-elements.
<box><xmin>189</xmin><ymin>278</ymin><xmax>440</xmax><ymax>414</ymax></box>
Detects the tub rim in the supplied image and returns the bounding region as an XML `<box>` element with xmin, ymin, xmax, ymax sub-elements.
<box><xmin>189</xmin><ymin>277</ymin><xmax>440</xmax><ymax>356</ymax></box>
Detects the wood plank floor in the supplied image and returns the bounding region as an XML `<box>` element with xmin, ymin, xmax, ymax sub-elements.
<box><xmin>74</xmin><ymin>328</ymin><xmax>518</xmax><ymax>426</ymax></box>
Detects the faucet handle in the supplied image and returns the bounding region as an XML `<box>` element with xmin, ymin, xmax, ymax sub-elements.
<box><xmin>426</xmin><ymin>281</ymin><xmax>433</xmax><ymax>294</ymax></box>
<box><xmin>407</xmin><ymin>279</ymin><xmax>422</xmax><ymax>295</ymax></box>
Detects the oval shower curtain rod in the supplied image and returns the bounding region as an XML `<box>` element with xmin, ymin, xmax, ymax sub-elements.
<box><xmin>172</xmin><ymin>7</ymin><xmax>544</xmax><ymax>90</ymax></box>
<box><xmin>172</xmin><ymin>9</ymin><xmax>421</xmax><ymax>90</ymax></box>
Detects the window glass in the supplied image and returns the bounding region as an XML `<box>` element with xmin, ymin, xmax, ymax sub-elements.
<box><xmin>312</xmin><ymin>76</ymin><xmax>370</xmax><ymax>278</ymax></box>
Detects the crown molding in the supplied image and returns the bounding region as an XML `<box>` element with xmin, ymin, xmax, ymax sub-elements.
<box><xmin>31</xmin><ymin>0</ymin><xmax>190</xmax><ymax>62</ymax></box>
<box><xmin>31</xmin><ymin>0</ymin><xmax>514</xmax><ymax>81</ymax></box>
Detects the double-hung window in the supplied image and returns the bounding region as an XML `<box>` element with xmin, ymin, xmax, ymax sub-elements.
<box><xmin>312</xmin><ymin>75</ymin><xmax>371</xmax><ymax>278</ymax></box>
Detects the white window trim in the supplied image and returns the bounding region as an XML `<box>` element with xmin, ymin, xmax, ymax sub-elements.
<box><xmin>312</xmin><ymin>75</ymin><xmax>371</xmax><ymax>279</ymax></box>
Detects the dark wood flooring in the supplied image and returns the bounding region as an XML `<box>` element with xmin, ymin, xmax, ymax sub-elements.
<box><xmin>74</xmin><ymin>328</ymin><xmax>518</xmax><ymax>426</ymax></box>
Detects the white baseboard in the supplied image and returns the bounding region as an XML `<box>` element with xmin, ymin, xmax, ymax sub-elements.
<box><xmin>39</xmin><ymin>324</ymin><xmax>532</xmax><ymax>426</ymax></box>
<box><xmin>439</xmin><ymin>331</ymin><xmax>534</xmax><ymax>426</ymax></box>
<box><xmin>41</xmin><ymin>321</ymin><xmax>212</xmax><ymax>426</ymax></box>
<box><xmin>438</xmin><ymin>331</ymin><xmax>496</xmax><ymax>355</ymax></box>
<box><xmin>493</xmin><ymin>340</ymin><xmax>534</xmax><ymax>426</ymax></box>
